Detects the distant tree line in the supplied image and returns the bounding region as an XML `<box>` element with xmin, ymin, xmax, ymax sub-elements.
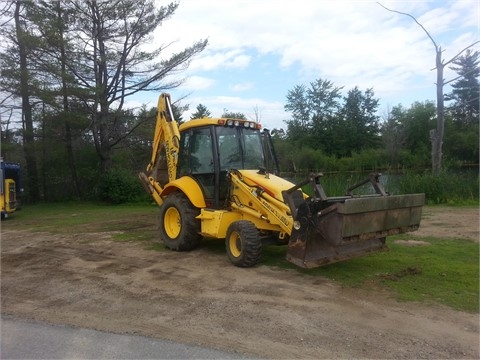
<box><xmin>276</xmin><ymin>51</ymin><xmax>478</xmax><ymax>173</ymax></box>
<box><xmin>192</xmin><ymin>52</ymin><xmax>478</xmax><ymax>174</ymax></box>
<box><xmin>0</xmin><ymin>1</ymin><xmax>478</xmax><ymax>203</ymax></box>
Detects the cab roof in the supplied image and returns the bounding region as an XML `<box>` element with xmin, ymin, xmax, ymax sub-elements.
<box><xmin>179</xmin><ymin>118</ymin><xmax>261</xmax><ymax>132</ymax></box>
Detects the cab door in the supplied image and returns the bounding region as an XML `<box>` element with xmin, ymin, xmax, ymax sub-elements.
<box><xmin>177</xmin><ymin>126</ymin><xmax>218</xmax><ymax>208</ymax></box>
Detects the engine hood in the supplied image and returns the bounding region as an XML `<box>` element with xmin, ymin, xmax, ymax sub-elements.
<box><xmin>237</xmin><ymin>169</ymin><xmax>297</xmax><ymax>201</ymax></box>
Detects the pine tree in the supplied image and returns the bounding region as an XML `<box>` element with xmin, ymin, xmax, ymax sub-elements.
<box><xmin>446</xmin><ymin>49</ymin><xmax>480</xmax><ymax>127</ymax></box>
<box><xmin>0</xmin><ymin>1</ymin><xmax>41</xmax><ymax>202</ymax></box>
<box><xmin>190</xmin><ymin>104</ymin><xmax>211</xmax><ymax>119</ymax></box>
<box><xmin>67</xmin><ymin>0</ymin><xmax>207</xmax><ymax>172</ymax></box>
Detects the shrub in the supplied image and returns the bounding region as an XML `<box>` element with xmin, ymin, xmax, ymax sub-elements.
<box><xmin>98</xmin><ymin>168</ymin><xmax>143</xmax><ymax>204</ymax></box>
<box><xmin>398</xmin><ymin>170</ymin><xmax>479</xmax><ymax>205</ymax></box>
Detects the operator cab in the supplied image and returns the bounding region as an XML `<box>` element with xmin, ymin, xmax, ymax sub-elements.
<box><xmin>177</xmin><ymin>118</ymin><xmax>279</xmax><ymax>209</ymax></box>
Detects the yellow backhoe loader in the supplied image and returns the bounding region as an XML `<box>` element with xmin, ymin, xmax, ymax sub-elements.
<box><xmin>139</xmin><ymin>93</ymin><xmax>424</xmax><ymax>268</ymax></box>
<box><xmin>1</xmin><ymin>159</ymin><xmax>20</xmax><ymax>219</ymax></box>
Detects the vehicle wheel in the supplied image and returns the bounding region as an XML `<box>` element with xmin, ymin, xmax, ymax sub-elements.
<box><xmin>225</xmin><ymin>221</ymin><xmax>262</xmax><ymax>267</ymax></box>
<box><xmin>159</xmin><ymin>192</ymin><xmax>202</xmax><ymax>251</ymax></box>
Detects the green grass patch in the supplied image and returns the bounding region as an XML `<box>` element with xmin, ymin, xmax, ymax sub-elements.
<box><xmin>262</xmin><ymin>236</ymin><xmax>479</xmax><ymax>312</ymax></box>
<box><xmin>6</xmin><ymin>202</ymin><xmax>159</xmax><ymax>234</ymax></box>
<box><xmin>5</xmin><ymin>202</ymin><xmax>165</xmax><ymax>249</ymax></box>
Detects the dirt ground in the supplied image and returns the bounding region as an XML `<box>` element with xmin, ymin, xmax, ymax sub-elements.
<box><xmin>1</xmin><ymin>206</ymin><xmax>479</xmax><ymax>359</ymax></box>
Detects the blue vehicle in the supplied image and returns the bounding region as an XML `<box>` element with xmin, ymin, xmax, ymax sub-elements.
<box><xmin>1</xmin><ymin>159</ymin><xmax>21</xmax><ymax>219</ymax></box>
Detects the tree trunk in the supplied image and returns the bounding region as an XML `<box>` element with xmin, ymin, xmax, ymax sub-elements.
<box><xmin>15</xmin><ymin>1</ymin><xmax>39</xmax><ymax>202</ymax></box>
<box><xmin>57</xmin><ymin>1</ymin><xmax>81</xmax><ymax>198</ymax></box>
<box><xmin>97</xmin><ymin>115</ymin><xmax>112</xmax><ymax>174</ymax></box>
<box><xmin>431</xmin><ymin>49</ymin><xmax>445</xmax><ymax>175</ymax></box>
<box><xmin>90</xmin><ymin>0</ymin><xmax>112</xmax><ymax>174</ymax></box>
<box><xmin>90</xmin><ymin>113</ymin><xmax>111</xmax><ymax>174</ymax></box>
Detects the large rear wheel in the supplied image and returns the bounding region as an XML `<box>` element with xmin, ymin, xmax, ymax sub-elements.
<box><xmin>225</xmin><ymin>221</ymin><xmax>262</xmax><ymax>267</ymax></box>
<box><xmin>159</xmin><ymin>192</ymin><xmax>201</xmax><ymax>251</ymax></box>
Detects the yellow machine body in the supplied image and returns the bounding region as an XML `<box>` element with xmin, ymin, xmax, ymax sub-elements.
<box><xmin>139</xmin><ymin>93</ymin><xmax>424</xmax><ymax>268</ymax></box>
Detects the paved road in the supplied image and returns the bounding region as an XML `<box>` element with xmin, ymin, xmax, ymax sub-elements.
<box><xmin>1</xmin><ymin>316</ymin><xmax>251</xmax><ymax>359</ymax></box>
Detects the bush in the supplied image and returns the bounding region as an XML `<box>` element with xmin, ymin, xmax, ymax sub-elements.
<box><xmin>398</xmin><ymin>170</ymin><xmax>479</xmax><ymax>205</ymax></box>
<box><xmin>98</xmin><ymin>168</ymin><xmax>144</xmax><ymax>204</ymax></box>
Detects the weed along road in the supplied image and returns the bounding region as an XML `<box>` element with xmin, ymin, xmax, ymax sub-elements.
<box><xmin>1</xmin><ymin>205</ymin><xmax>478</xmax><ymax>359</ymax></box>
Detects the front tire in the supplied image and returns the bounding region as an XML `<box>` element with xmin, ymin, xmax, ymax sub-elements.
<box><xmin>225</xmin><ymin>221</ymin><xmax>262</xmax><ymax>267</ymax></box>
<box><xmin>159</xmin><ymin>192</ymin><xmax>201</xmax><ymax>251</ymax></box>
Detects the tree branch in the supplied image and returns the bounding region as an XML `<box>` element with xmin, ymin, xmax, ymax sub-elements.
<box><xmin>443</xmin><ymin>41</ymin><xmax>480</xmax><ymax>67</ymax></box>
<box><xmin>377</xmin><ymin>2</ymin><xmax>439</xmax><ymax>51</ymax></box>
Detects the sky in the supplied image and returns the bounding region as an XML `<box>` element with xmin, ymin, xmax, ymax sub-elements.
<box><xmin>136</xmin><ymin>0</ymin><xmax>479</xmax><ymax>130</ymax></box>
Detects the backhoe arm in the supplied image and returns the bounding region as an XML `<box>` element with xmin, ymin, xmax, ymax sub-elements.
<box><xmin>139</xmin><ymin>93</ymin><xmax>180</xmax><ymax>206</ymax></box>
<box><xmin>228</xmin><ymin>170</ymin><xmax>294</xmax><ymax>236</ymax></box>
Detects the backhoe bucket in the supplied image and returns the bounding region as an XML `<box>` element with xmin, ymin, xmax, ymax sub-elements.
<box><xmin>284</xmin><ymin>174</ymin><xmax>424</xmax><ymax>268</ymax></box>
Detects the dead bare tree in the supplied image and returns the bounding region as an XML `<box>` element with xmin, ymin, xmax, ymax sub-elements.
<box><xmin>252</xmin><ymin>105</ymin><xmax>262</xmax><ymax>123</ymax></box>
<box><xmin>378</xmin><ymin>2</ymin><xmax>480</xmax><ymax>175</ymax></box>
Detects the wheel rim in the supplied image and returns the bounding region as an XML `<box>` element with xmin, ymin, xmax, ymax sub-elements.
<box><xmin>228</xmin><ymin>231</ymin><xmax>242</xmax><ymax>258</ymax></box>
<box><xmin>164</xmin><ymin>207</ymin><xmax>181</xmax><ymax>239</ymax></box>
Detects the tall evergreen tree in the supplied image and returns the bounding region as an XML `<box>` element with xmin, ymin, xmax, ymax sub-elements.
<box><xmin>190</xmin><ymin>104</ymin><xmax>211</xmax><ymax>119</ymax></box>
<box><xmin>0</xmin><ymin>1</ymin><xmax>41</xmax><ymax>202</ymax></box>
<box><xmin>68</xmin><ymin>0</ymin><xmax>207</xmax><ymax>172</ymax></box>
<box><xmin>25</xmin><ymin>0</ymin><xmax>83</xmax><ymax>198</ymax></box>
<box><xmin>445</xmin><ymin>49</ymin><xmax>479</xmax><ymax>127</ymax></box>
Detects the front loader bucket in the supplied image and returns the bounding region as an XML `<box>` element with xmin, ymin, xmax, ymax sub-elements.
<box><xmin>284</xmin><ymin>175</ymin><xmax>424</xmax><ymax>268</ymax></box>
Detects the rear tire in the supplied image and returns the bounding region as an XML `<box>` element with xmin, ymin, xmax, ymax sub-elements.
<box><xmin>159</xmin><ymin>192</ymin><xmax>201</xmax><ymax>251</ymax></box>
<box><xmin>225</xmin><ymin>221</ymin><xmax>262</xmax><ymax>267</ymax></box>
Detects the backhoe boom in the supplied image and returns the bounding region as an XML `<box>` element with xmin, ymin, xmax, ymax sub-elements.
<box><xmin>139</xmin><ymin>93</ymin><xmax>180</xmax><ymax>206</ymax></box>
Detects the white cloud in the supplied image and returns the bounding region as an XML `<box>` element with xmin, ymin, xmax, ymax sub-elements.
<box><xmin>151</xmin><ymin>0</ymin><xmax>478</xmax><ymax>125</ymax></box>
<box><xmin>183</xmin><ymin>75</ymin><xmax>215</xmax><ymax>90</ymax></box>
<box><xmin>188</xmin><ymin>49</ymin><xmax>251</xmax><ymax>71</ymax></box>
<box><xmin>230</xmin><ymin>82</ymin><xmax>253</xmax><ymax>92</ymax></box>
